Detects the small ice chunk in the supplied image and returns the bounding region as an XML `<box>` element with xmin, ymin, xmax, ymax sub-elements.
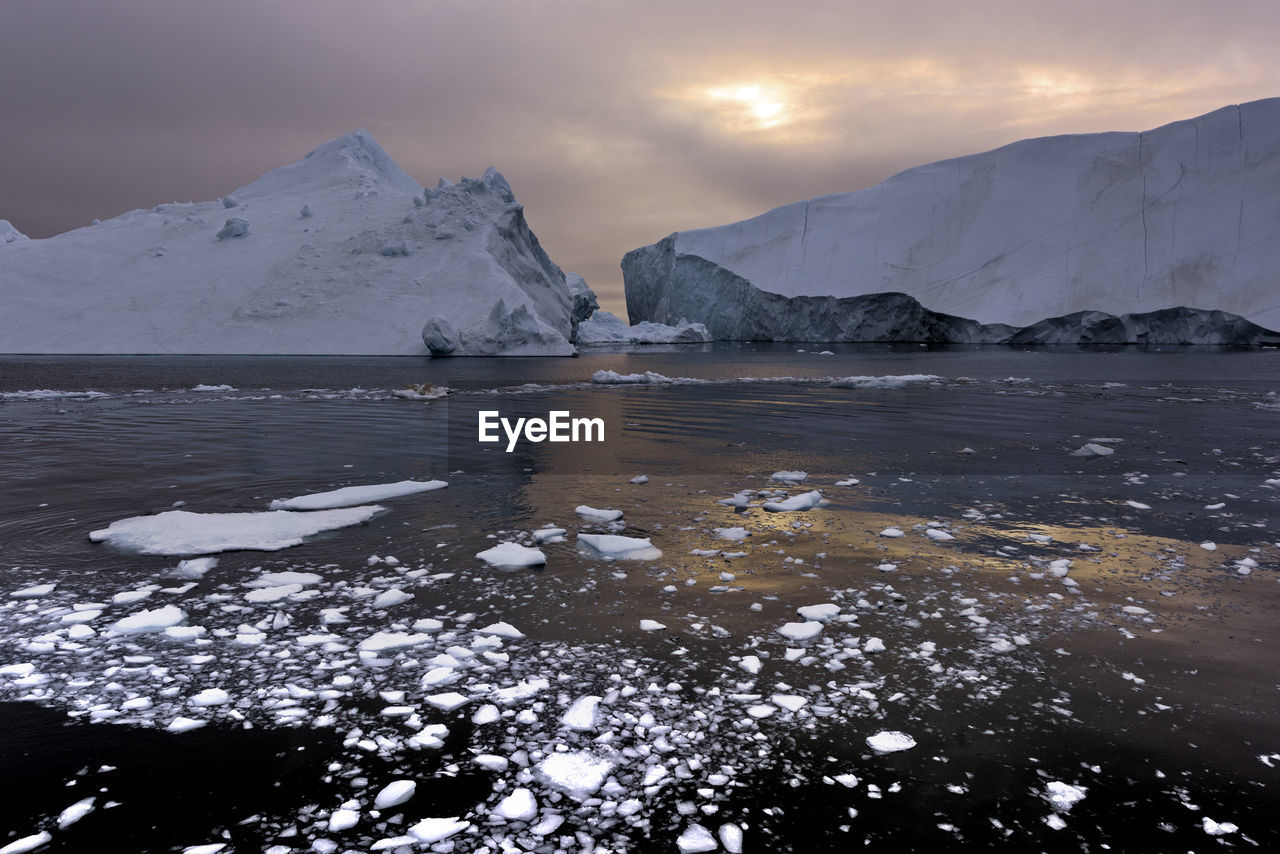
<box><xmin>1201</xmin><ymin>817</ymin><xmax>1239</xmax><ymax>836</ymax></box>
<box><xmin>372</xmin><ymin>588</ymin><xmax>413</xmax><ymax>608</ymax></box>
<box><xmin>676</xmin><ymin>823</ymin><xmax>718</xmax><ymax>853</ymax></box>
<box><xmin>476</xmin><ymin>621</ymin><xmax>524</xmax><ymax>639</ymax></box>
<box><xmin>865</xmin><ymin>731</ymin><xmax>916</xmax><ymax>753</ymax></box>
<box><xmin>1046</xmin><ymin>781</ymin><xmax>1087</xmax><ymax>812</ymax></box>
<box><xmin>269</xmin><ymin>479</ymin><xmax>446</xmax><ymax>510</ymax></box>
<box><xmin>739</xmin><ymin>655</ymin><xmax>762</xmax><ymax>675</ymax></box>
<box><xmin>537</xmin><ymin>751</ymin><xmax>613</xmax><ymax>800</ymax></box>
<box><xmin>630</xmin><ymin>474</ymin><xmax>649</xmax><ymax>484</ymax></box>
<box><xmin>1200</xmin><ymin>541</ymin><xmax>1217</xmax><ymax>551</ymax></box>
<box><xmin>532</xmin><ymin>527</ymin><xmax>566</xmax><ymax>543</ymax></box>
<box><xmin>165</xmin><ymin>716</ymin><xmax>208</xmax><ymax>733</ymax></box>
<box><xmin>112</xmin><ymin>605</ymin><xmax>185</xmax><ymax>634</ymax></box>
<box><xmin>770</xmin><ymin>471</ymin><xmax>808</xmax><ymax>483</ymax></box>
<box><xmin>714</xmin><ymin>527</ymin><xmax>749</xmax><ymax>541</ymax></box>
<box><xmin>863</xmin><ymin>637</ymin><xmax>886</xmax><ymax>653</ymax></box>
<box><xmin>925</xmin><ymin>528</ymin><xmax>955</xmax><ymax>541</ymax></box>
<box><xmin>763</xmin><ymin>490</ymin><xmax>824</xmax><ymax>512</ymax></box>
<box><xmin>797</xmin><ymin>603</ymin><xmax>840</xmax><ymax>622</ymax></box>
<box><xmin>190</xmin><ymin>688</ymin><xmax>230</xmax><ymax>707</ymax></box>
<box><xmin>476</xmin><ymin>542</ymin><xmax>546</xmax><ymax>567</ymax></box>
<box><xmin>771</xmin><ymin>694</ymin><xmax>807</xmax><ymax>713</ymax></box>
<box><xmin>495</xmin><ymin>787</ymin><xmax>538</xmax><ymax>821</ymax></box>
<box><xmin>168</xmin><ymin>557</ymin><xmax>218</xmax><ymax>579</ymax></box>
<box><xmin>328</xmin><ymin>808</ymin><xmax>360</xmax><ymax>832</ymax></box>
<box><xmin>561</xmin><ymin>695</ymin><xmax>601</xmax><ymax>731</ymax></box>
<box><xmin>424</xmin><ymin>692</ymin><xmax>469</xmax><ymax>712</ymax></box>
<box><xmin>358</xmin><ymin>631</ymin><xmax>432</xmax><ymax>653</ymax></box>
<box><xmin>577</xmin><ymin>533</ymin><xmax>662</xmax><ymax>560</ymax></box>
<box><xmin>374</xmin><ymin>780</ymin><xmax>416</xmax><ymax>809</ymax></box>
<box><xmin>1071</xmin><ymin>443</ymin><xmax>1114</xmax><ymax>457</ymax></box>
<box><xmin>1124</xmin><ymin>500</ymin><xmax>1150</xmax><ymax>510</ymax></box>
<box><xmin>879</xmin><ymin>527</ymin><xmax>904</xmax><ymax>538</ymax></box>
<box><xmin>408</xmin><ymin>817</ymin><xmax>470</xmax><ymax>844</ymax></box>
<box><xmin>575</xmin><ymin>505</ymin><xmax>623</xmax><ymax>521</ymax></box>
<box><xmin>0</xmin><ymin>834</ymin><xmax>53</xmax><ymax>854</ymax></box>
<box><xmin>246</xmin><ymin>571</ymin><xmax>321</xmax><ymax>587</ymax></box>
<box><xmin>777</xmin><ymin>621</ymin><xmax>823</xmax><ymax>641</ymax></box>
<box><xmin>57</xmin><ymin>797</ymin><xmax>96</xmax><ymax>829</ymax></box>
<box><xmin>640</xmin><ymin>619</ymin><xmax>667</xmax><ymax>631</ymax></box>
<box><xmin>10</xmin><ymin>583</ymin><xmax>56</xmax><ymax>599</ymax></box>
<box><xmin>719</xmin><ymin>823</ymin><xmax>744</xmax><ymax>853</ymax></box>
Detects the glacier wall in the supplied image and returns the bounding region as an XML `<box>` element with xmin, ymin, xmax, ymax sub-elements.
<box><xmin>624</xmin><ymin>98</ymin><xmax>1280</xmax><ymax>343</ymax></box>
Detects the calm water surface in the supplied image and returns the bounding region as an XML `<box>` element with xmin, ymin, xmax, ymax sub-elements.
<box><xmin>1</xmin><ymin>346</ymin><xmax>1277</xmax><ymax>852</ymax></box>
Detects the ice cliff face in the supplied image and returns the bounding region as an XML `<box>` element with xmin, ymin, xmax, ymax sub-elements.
<box><xmin>625</xmin><ymin>98</ymin><xmax>1280</xmax><ymax>345</ymax></box>
<box><xmin>0</xmin><ymin>131</ymin><xmax>586</xmax><ymax>355</ymax></box>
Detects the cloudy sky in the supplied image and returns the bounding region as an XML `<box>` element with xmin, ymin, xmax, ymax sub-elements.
<box><xmin>2</xmin><ymin>0</ymin><xmax>1276</xmax><ymax>317</ymax></box>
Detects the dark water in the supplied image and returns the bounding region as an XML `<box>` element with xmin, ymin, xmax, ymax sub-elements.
<box><xmin>1</xmin><ymin>346</ymin><xmax>1278</xmax><ymax>852</ymax></box>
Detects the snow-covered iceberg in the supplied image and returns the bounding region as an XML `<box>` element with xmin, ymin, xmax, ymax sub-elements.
<box><xmin>0</xmin><ymin>132</ymin><xmax>594</xmax><ymax>355</ymax></box>
<box><xmin>575</xmin><ymin>310</ymin><xmax>712</xmax><ymax>346</ymax></box>
<box><xmin>624</xmin><ymin>98</ymin><xmax>1280</xmax><ymax>345</ymax></box>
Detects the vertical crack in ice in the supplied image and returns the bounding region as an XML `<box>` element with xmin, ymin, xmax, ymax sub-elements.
<box><xmin>799</xmin><ymin>200</ymin><xmax>811</xmax><ymax>276</ymax></box>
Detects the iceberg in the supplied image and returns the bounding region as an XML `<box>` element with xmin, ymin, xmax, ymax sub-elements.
<box><xmin>624</xmin><ymin>98</ymin><xmax>1280</xmax><ymax>345</ymax></box>
<box><xmin>575</xmin><ymin>310</ymin><xmax>712</xmax><ymax>345</ymax></box>
<box><xmin>1</xmin><ymin>131</ymin><xmax>595</xmax><ymax>355</ymax></box>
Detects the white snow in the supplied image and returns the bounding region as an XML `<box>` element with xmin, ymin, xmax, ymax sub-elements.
<box><xmin>269</xmin><ymin>479</ymin><xmax>446</xmax><ymax>510</ymax></box>
<box><xmin>89</xmin><ymin>507</ymin><xmax>384</xmax><ymax>555</ymax></box>
<box><xmin>475</xmin><ymin>542</ymin><xmax>546</xmax><ymax>567</ymax></box>
<box><xmin>0</xmin><ymin>133</ymin><xmax>587</xmax><ymax>356</ymax></box>
<box><xmin>577</xmin><ymin>533</ymin><xmax>663</xmax><ymax>560</ymax></box>
<box><xmin>865</xmin><ymin>731</ymin><xmax>917</xmax><ymax>753</ymax></box>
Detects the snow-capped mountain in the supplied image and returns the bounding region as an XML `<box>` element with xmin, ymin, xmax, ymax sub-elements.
<box><xmin>624</xmin><ymin>98</ymin><xmax>1280</xmax><ymax>345</ymax></box>
<box><xmin>0</xmin><ymin>131</ymin><xmax>590</xmax><ymax>355</ymax></box>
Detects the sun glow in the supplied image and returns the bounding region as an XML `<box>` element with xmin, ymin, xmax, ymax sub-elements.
<box><xmin>703</xmin><ymin>84</ymin><xmax>790</xmax><ymax>129</ymax></box>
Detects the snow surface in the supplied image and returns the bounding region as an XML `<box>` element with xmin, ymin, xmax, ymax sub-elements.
<box><xmin>89</xmin><ymin>507</ymin><xmax>384</xmax><ymax>555</ymax></box>
<box><xmin>624</xmin><ymin>98</ymin><xmax>1280</xmax><ymax>341</ymax></box>
<box><xmin>1</xmin><ymin>132</ymin><xmax>591</xmax><ymax>355</ymax></box>
<box><xmin>269</xmin><ymin>479</ymin><xmax>446</xmax><ymax>510</ymax></box>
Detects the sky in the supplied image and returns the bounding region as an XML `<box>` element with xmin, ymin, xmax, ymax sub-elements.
<box><xmin>2</xmin><ymin>0</ymin><xmax>1277</xmax><ymax>319</ymax></box>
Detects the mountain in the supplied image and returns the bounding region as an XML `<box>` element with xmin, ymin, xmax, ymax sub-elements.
<box><xmin>0</xmin><ymin>131</ymin><xmax>591</xmax><ymax>355</ymax></box>
<box><xmin>624</xmin><ymin>98</ymin><xmax>1280</xmax><ymax>345</ymax></box>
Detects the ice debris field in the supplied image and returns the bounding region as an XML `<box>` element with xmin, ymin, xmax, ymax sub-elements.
<box><xmin>1</xmin><ymin>369</ymin><xmax>1279</xmax><ymax>852</ymax></box>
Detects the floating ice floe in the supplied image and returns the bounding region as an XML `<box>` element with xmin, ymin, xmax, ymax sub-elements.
<box><xmin>831</xmin><ymin>375</ymin><xmax>941</xmax><ymax>389</ymax></box>
<box><xmin>1046</xmin><ymin>781</ymin><xmax>1088</xmax><ymax>812</ymax></box>
<box><xmin>561</xmin><ymin>695</ymin><xmax>602</xmax><ymax>731</ymax></box>
<box><xmin>475</xmin><ymin>542</ymin><xmax>546</xmax><ymax>568</ymax></box>
<box><xmin>763</xmin><ymin>490</ymin><xmax>824</xmax><ymax>512</ymax></box>
<box><xmin>111</xmin><ymin>605</ymin><xmax>186</xmax><ymax>634</ymax></box>
<box><xmin>577</xmin><ymin>533</ymin><xmax>662</xmax><ymax>560</ymax></box>
<box><xmin>770</xmin><ymin>470</ymin><xmax>808</xmax><ymax>483</ymax></box>
<box><xmin>89</xmin><ymin>507</ymin><xmax>385</xmax><ymax>555</ymax></box>
<box><xmin>924</xmin><ymin>527</ymin><xmax>955</xmax><ymax>541</ymax></box>
<box><xmin>591</xmin><ymin>369</ymin><xmax>679</xmax><ymax>384</ymax></box>
<box><xmin>639</xmin><ymin>620</ymin><xmax>667</xmax><ymax>631</ymax></box>
<box><xmin>879</xmin><ymin>527</ymin><xmax>905</xmax><ymax>538</ymax></box>
<box><xmin>796</xmin><ymin>603</ymin><xmax>840</xmax><ymax>622</ymax></box>
<box><xmin>9</xmin><ymin>583</ymin><xmax>56</xmax><ymax>599</ymax></box>
<box><xmin>575</xmin><ymin>505</ymin><xmax>623</xmax><ymax>521</ymax></box>
<box><xmin>676</xmin><ymin>824</ymin><xmax>718</xmax><ymax>853</ymax></box>
<box><xmin>714</xmin><ymin>526</ymin><xmax>749</xmax><ymax>541</ymax></box>
<box><xmin>630</xmin><ymin>474</ymin><xmax>649</xmax><ymax>484</ymax></box>
<box><xmin>1071</xmin><ymin>443</ymin><xmax>1115</xmax><ymax>457</ymax></box>
<box><xmin>495</xmin><ymin>787</ymin><xmax>539</xmax><ymax>821</ymax></box>
<box><xmin>532</xmin><ymin>527</ymin><xmax>566</xmax><ymax>543</ymax></box>
<box><xmin>538</xmin><ymin>751</ymin><xmax>614</xmax><ymax>799</ymax></box>
<box><xmin>1202</xmin><ymin>817</ymin><xmax>1240</xmax><ymax>836</ymax></box>
<box><xmin>408</xmin><ymin>817</ymin><xmax>470</xmax><ymax>844</ymax></box>
<box><xmin>374</xmin><ymin>780</ymin><xmax>416</xmax><ymax>809</ymax></box>
<box><xmin>777</xmin><ymin>621</ymin><xmax>823</xmax><ymax>641</ymax></box>
<box><xmin>0</xmin><ymin>833</ymin><xmax>54</xmax><ymax>854</ymax></box>
<box><xmin>268</xmin><ymin>479</ymin><xmax>446</xmax><ymax>510</ymax></box>
<box><xmin>865</xmin><ymin>731</ymin><xmax>916</xmax><ymax>753</ymax></box>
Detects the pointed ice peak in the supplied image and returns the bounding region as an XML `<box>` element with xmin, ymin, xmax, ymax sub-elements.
<box><xmin>238</xmin><ymin>129</ymin><xmax>423</xmax><ymax>198</ymax></box>
<box><xmin>1</xmin><ymin>219</ymin><xmax>30</xmax><ymax>245</ymax></box>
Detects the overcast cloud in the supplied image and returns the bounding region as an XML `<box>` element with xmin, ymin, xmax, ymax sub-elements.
<box><xmin>2</xmin><ymin>0</ymin><xmax>1276</xmax><ymax>315</ymax></box>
